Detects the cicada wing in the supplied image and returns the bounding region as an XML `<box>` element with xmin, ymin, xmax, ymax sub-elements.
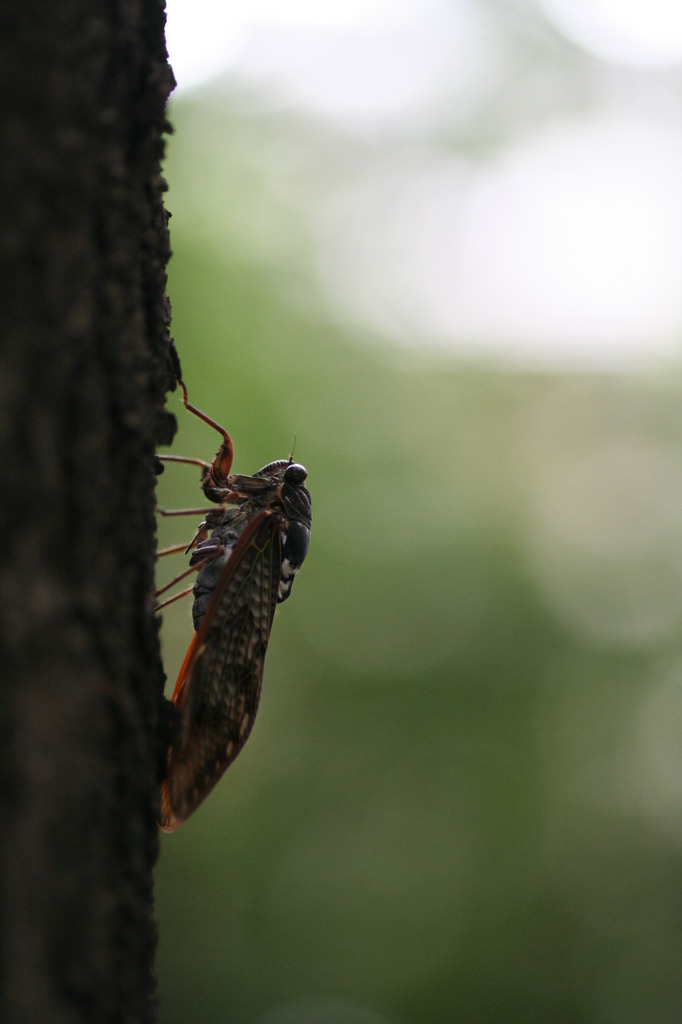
<box><xmin>159</xmin><ymin>509</ymin><xmax>283</xmax><ymax>832</ymax></box>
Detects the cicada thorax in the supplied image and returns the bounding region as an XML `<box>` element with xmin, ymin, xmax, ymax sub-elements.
<box><xmin>157</xmin><ymin>381</ymin><xmax>312</xmax><ymax>833</ymax></box>
<box><xmin>191</xmin><ymin>460</ymin><xmax>312</xmax><ymax>626</ymax></box>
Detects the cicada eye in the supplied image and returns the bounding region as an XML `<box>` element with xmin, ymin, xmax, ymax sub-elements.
<box><xmin>284</xmin><ymin>463</ymin><xmax>307</xmax><ymax>485</ymax></box>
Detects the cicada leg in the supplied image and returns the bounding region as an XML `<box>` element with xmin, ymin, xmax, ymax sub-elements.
<box><xmin>176</xmin><ymin>378</ymin><xmax>235</xmax><ymax>495</ymax></box>
<box><xmin>155</xmin><ymin>505</ymin><xmax>227</xmax><ymax>611</ymax></box>
<box><xmin>156</xmin><ymin>505</ymin><xmax>217</xmax><ymax>519</ymax></box>
<box><xmin>154</xmin><ymin>376</ymin><xmax>236</xmax><ymax>609</ymax></box>
<box><xmin>154</xmin><ymin>584</ymin><xmax>194</xmax><ymax>613</ymax></box>
<box><xmin>154</xmin><ymin>546</ymin><xmax>226</xmax><ymax>612</ymax></box>
<box><xmin>157</xmin><ymin>542</ymin><xmax>192</xmax><ymax>558</ymax></box>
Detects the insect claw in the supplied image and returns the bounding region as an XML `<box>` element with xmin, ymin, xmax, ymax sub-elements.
<box><xmin>184</xmin><ymin>522</ymin><xmax>209</xmax><ymax>554</ymax></box>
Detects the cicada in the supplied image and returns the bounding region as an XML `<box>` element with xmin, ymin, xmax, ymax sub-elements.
<box><xmin>156</xmin><ymin>378</ymin><xmax>311</xmax><ymax>832</ymax></box>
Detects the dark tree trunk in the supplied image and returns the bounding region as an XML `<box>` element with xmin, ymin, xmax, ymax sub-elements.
<box><xmin>0</xmin><ymin>1</ymin><xmax>175</xmax><ymax>1020</ymax></box>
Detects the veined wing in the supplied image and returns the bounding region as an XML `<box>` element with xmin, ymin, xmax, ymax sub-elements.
<box><xmin>159</xmin><ymin>509</ymin><xmax>283</xmax><ymax>832</ymax></box>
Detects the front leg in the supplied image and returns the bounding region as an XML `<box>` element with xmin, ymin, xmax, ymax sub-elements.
<box><xmin>203</xmin><ymin>472</ymin><xmax>280</xmax><ymax>505</ymax></box>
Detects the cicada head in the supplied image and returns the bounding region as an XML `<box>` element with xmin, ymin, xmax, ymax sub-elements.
<box><xmin>250</xmin><ymin>458</ymin><xmax>312</xmax><ymax>601</ymax></box>
<box><xmin>278</xmin><ymin>463</ymin><xmax>311</xmax><ymax>603</ymax></box>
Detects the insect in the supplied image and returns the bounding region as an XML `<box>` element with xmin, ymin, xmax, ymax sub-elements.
<box><xmin>156</xmin><ymin>376</ymin><xmax>312</xmax><ymax>832</ymax></box>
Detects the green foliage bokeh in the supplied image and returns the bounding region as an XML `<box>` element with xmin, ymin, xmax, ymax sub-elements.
<box><xmin>155</xmin><ymin>90</ymin><xmax>682</xmax><ymax>1024</ymax></box>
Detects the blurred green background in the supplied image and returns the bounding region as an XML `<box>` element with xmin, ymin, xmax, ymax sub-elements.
<box><xmin>156</xmin><ymin>4</ymin><xmax>682</xmax><ymax>1022</ymax></box>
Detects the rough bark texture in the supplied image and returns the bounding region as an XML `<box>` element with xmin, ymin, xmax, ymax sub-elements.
<box><xmin>0</xmin><ymin>1</ymin><xmax>176</xmax><ymax>1020</ymax></box>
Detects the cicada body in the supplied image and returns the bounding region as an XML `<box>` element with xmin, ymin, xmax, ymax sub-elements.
<box><xmin>190</xmin><ymin>460</ymin><xmax>312</xmax><ymax>628</ymax></box>
<box><xmin>158</xmin><ymin>434</ymin><xmax>311</xmax><ymax>832</ymax></box>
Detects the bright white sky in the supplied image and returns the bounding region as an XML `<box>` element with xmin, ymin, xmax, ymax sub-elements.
<box><xmin>165</xmin><ymin>0</ymin><xmax>682</xmax><ymax>370</ymax></box>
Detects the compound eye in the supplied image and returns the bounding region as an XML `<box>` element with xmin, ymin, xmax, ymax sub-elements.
<box><xmin>284</xmin><ymin>463</ymin><xmax>307</xmax><ymax>485</ymax></box>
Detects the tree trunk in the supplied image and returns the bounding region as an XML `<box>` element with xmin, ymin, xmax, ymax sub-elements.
<box><xmin>0</xmin><ymin>1</ymin><xmax>175</xmax><ymax>1020</ymax></box>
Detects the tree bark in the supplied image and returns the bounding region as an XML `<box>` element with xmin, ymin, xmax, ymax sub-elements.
<box><xmin>0</xmin><ymin>1</ymin><xmax>175</xmax><ymax>1020</ymax></box>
